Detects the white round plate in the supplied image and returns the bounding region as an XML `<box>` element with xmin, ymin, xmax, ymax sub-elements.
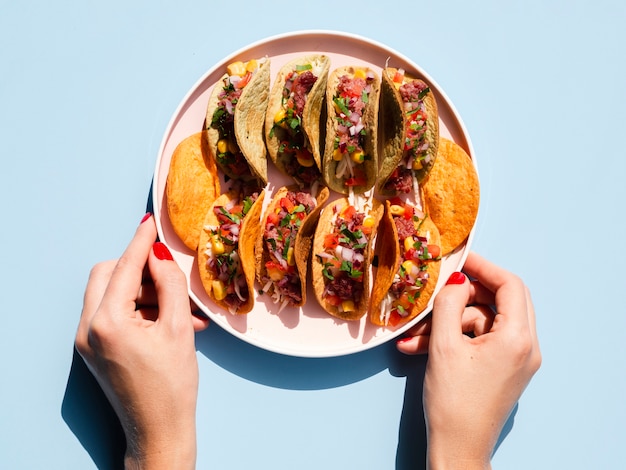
<box><xmin>153</xmin><ymin>30</ymin><xmax>477</xmax><ymax>358</ymax></box>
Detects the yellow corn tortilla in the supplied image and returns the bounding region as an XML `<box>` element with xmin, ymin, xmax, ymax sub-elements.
<box><xmin>311</xmin><ymin>197</ymin><xmax>383</xmax><ymax>321</ymax></box>
<box><xmin>165</xmin><ymin>131</ymin><xmax>220</xmax><ymax>251</ymax></box>
<box><xmin>255</xmin><ymin>185</ymin><xmax>329</xmax><ymax>308</ymax></box>
<box><xmin>322</xmin><ymin>66</ymin><xmax>380</xmax><ymax>195</ymax></box>
<box><xmin>265</xmin><ymin>55</ymin><xmax>330</xmax><ymax>185</ymax></box>
<box><xmin>377</xmin><ymin>68</ymin><xmax>439</xmax><ymax>196</ymax></box>
<box><xmin>369</xmin><ymin>199</ymin><xmax>441</xmax><ymax>327</ymax></box>
<box><xmin>205</xmin><ymin>58</ymin><xmax>270</xmax><ymax>184</ymax></box>
<box><xmin>422</xmin><ymin>137</ymin><xmax>480</xmax><ymax>256</ymax></box>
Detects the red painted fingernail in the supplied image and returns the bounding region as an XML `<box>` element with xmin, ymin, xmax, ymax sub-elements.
<box><xmin>446</xmin><ymin>272</ymin><xmax>466</xmax><ymax>285</ymax></box>
<box><xmin>396</xmin><ymin>336</ymin><xmax>414</xmax><ymax>345</ymax></box>
<box><xmin>140</xmin><ymin>212</ymin><xmax>152</xmax><ymax>224</ymax></box>
<box><xmin>153</xmin><ymin>242</ymin><xmax>173</xmax><ymax>261</ymax></box>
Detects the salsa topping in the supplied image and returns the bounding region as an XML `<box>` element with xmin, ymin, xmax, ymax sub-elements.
<box><xmin>384</xmin><ymin>68</ymin><xmax>433</xmax><ymax>193</ymax></box>
<box><xmin>260</xmin><ymin>191</ymin><xmax>317</xmax><ymax>309</ymax></box>
<box><xmin>317</xmin><ymin>202</ymin><xmax>376</xmax><ymax>314</ymax></box>
<box><xmin>331</xmin><ymin>69</ymin><xmax>376</xmax><ymax>188</ymax></box>
<box><xmin>210</xmin><ymin>59</ymin><xmax>264</xmax><ymax>179</ymax></box>
<box><xmin>382</xmin><ymin>198</ymin><xmax>440</xmax><ymax>326</ymax></box>
<box><xmin>204</xmin><ymin>192</ymin><xmax>259</xmax><ymax>311</ymax></box>
<box><xmin>271</xmin><ymin>63</ymin><xmax>321</xmax><ymax>185</ymax></box>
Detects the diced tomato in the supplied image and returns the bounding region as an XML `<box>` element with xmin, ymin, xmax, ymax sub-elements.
<box><xmin>427</xmin><ymin>244</ymin><xmax>441</xmax><ymax>259</ymax></box>
<box><xmin>324</xmin><ymin>233</ymin><xmax>339</xmax><ymax>250</ymax></box>
<box><xmin>397</xmin><ymin>292</ymin><xmax>414</xmax><ymax>310</ymax></box>
<box><xmin>235</xmin><ymin>72</ymin><xmax>252</xmax><ymax>89</ymax></box>
<box><xmin>280</xmin><ymin>197</ymin><xmax>295</xmax><ymax>213</ymax></box>
<box><xmin>266</xmin><ymin>212</ymin><xmax>280</xmax><ymax>226</ymax></box>
<box><xmin>393</xmin><ymin>69</ymin><xmax>405</xmax><ymax>84</ymax></box>
<box><xmin>345</xmin><ymin>176</ymin><xmax>367</xmax><ymax>187</ymax></box>
<box><xmin>325</xmin><ymin>294</ymin><xmax>343</xmax><ymax>307</ymax></box>
<box><xmin>388</xmin><ymin>310</ymin><xmax>403</xmax><ymax>327</ymax></box>
<box><xmin>340</xmin><ymin>205</ymin><xmax>356</xmax><ymax>220</ymax></box>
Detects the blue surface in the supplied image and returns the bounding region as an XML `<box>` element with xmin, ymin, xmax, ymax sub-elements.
<box><xmin>1</xmin><ymin>1</ymin><xmax>625</xmax><ymax>468</ymax></box>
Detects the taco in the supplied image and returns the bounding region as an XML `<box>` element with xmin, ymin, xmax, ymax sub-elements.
<box><xmin>369</xmin><ymin>198</ymin><xmax>441</xmax><ymax>327</ymax></box>
<box><xmin>205</xmin><ymin>57</ymin><xmax>270</xmax><ymax>184</ymax></box>
<box><xmin>197</xmin><ymin>188</ymin><xmax>265</xmax><ymax>314</ymax></box>
<box><xmin>255</xmin><ymin>185</ymin><xmax>329</xmax><ymax>310</ymax></box>
<box><xmin>377</xmin><ymin>67</ymin><xmax>439</xmax><ymax>196</ymax></box>
<box><xmin>312</xmin><ymin>195</ymin><xmax>383</xmax><ymax>321</ymax></box>
<box><xmin>422</xmin><ymin>137</ymin><xmax>479</xmax><ymax>256</ymax></box>
<box><xmin>165</xmin><ymin>131</ymin><xmax>220</xmax><ymax>251</ymax></box>
<box><xmin>265</xmin><ymin>55</ymin><xmax>330</xmax><ymax>188</ymax></box>
<box><xmin>322</xmin><ymin>66</ymin><xmax>381</xmax><ymax>195</ymax></box>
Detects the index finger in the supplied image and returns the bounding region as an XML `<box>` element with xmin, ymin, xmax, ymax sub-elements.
<box><xmin>101</xmin><ymin>215</ymin><xmax>157</xmax><ymax>316</ymax></box>
<box><xmin>463</xmin><ymin>252</ymin><xmax>529</xmax><ymax>331</ymax></box>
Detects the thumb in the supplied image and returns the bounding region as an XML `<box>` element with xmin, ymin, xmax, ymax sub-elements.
<box><xmin>429</xmin><ymin>272</ymin><xmax>471</xmax><ymax>350</ymax></box>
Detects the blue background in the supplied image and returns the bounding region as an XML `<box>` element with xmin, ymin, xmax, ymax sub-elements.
<box><xmin>1</xmin><ymin>1</ymin><xmax>624</xmax><ymax>468</ymax></box>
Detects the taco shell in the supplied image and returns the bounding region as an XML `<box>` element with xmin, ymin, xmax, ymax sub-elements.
<box><xmin>197</xmin><ymin>189</ymin><xmax>265</xmax><ymax>315</ymax></box>
<box><xmin>255</xmin><ymin>185</ymin><xmax>329</xmax><ymax>308</ymax></box>
<box><xmin>265</xmin><ymin>55</ymin><xmax>330</xmax><ymax>184</ymax></box>
<box><xmin>165</xmin><ymin>131</ymin><xmax>220</xmax><ymax>251</ymax></box>
<box><xmin>322</xmin><ymin>66</ymin><xmax>380</xmax><ymax>195</ymax></box>
<box><xmin>312</xmin><ymin>197</ymin><xmax>383</xmax><ymax>321</ymax></box>
<box><xmin>377</xmin><ymin>68</ymin><xmax>439</xmax><ymax>196</ymax></box>
<box><xmin>205</xmin><ymin>58</ymin><xmax>270</xmax><ymax>184</ymax></box>
<box><xmin>370</xmin><ymin>199</ymin><xmax>441</xmax><ymax>327</ymax></box>
<box><xmin>422</xmin><ymin>137</ymin><xmax>480</xmax><ymax>256</ymax></box>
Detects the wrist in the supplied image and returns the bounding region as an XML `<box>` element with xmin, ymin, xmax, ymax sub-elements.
<box><xmin>426</xmin><ymin>432</ymin><xmax>492</xmax><ymax>470</ymax></box>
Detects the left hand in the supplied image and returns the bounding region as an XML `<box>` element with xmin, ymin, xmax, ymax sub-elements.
<box><xmin>75</xmin><ymin>214</ymin><xmax>209</xmax><ymax>469</ymax></box>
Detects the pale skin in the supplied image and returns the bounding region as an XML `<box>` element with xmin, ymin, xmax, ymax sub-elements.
<box><xmin>76</xmin><ymin>216</ymin><xmax>540</xmax><ymax>469</ymax></box>
<box><xmin>75</xmin><ymin>215</ymin><xmax>209</xmax><ymax>470</ymax></box>
<box><xmin>396</xmin><ymin>252</ymin><xmax>542</xmax><ymax>469</ymax></box>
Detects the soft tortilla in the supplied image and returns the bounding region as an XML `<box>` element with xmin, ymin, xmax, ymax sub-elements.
<box><xmin>165</xmin><ymin>131</ymin><xmax>220</xmax><ymax>251</ymax></box>
<box><xmin>422</xmin><ymin>137</ymin><xmax>480</xmax><ymax>256</ymax></box>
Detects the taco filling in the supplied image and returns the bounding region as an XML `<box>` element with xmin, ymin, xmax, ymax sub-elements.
<box><xmin>380</xmin><ymin>198</ymin><xmax>440</xmax><ymax>326</ymax></box>
<box><xmin>383</xmin><ymin>69</ymin><xmax>434</xmax><ymax>194</ymax></box>
<box><xmin>331</xmin><ymin>69</ymin><xmax>376</xmax><ymax>188</ymax></box>
<box><xmin>259</xmin><ymin>190</ymin><xmax>317</xmax><ymax>307</ymax></box>
<box><xmin>202</xmin><ymin>191</ymin><xmax>259</xmax><ymax>311</ymax></box>
<box><xmin>270</xmin><ymin>63</ymin><xmax>322</xmax><ymax>185</ymax></box>
<box><xmin>210</xmin><ymin>59</ymin><xmax>266</xmax><ymax>179</ymax></box>
<box><xmin>317</xmin><ymin>202</ymin><xmax>376</xmax><ymax>314</ymax></box>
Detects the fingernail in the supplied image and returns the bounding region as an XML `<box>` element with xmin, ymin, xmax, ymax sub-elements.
<box><xmin>446</xmin><ymin>272</ymin><xmax>466</xmax><ymax>285</ymax></box>
<box><xmin>153</xmin><ymin>242</ymin><xmax>173</xmax><ymax>261</ymax></box>
<box><xmin>140</xmin><ymin>212</ymin><xmax>152</xmax><ymax>224</ymax></box>
<box><xmin>396</xmin><ymin>336</ymin><xmax>414</xmax><ymax>345</ymax></box>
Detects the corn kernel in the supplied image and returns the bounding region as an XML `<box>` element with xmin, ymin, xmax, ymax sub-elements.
<box><xmin>389</xmin><ymin>204</ymin><xmax>405</xmax><ymax>216</ymax></box>
<box><xmin>341</xmin><ymin>300</ymin><xmax>356</xmax><ymax>312</ymax></box>
<box><xmin>350</xmin><ymin>150</ymin><xmax>365</xmax><ymax>164</ymax></box>
<box><xmin>296</xmin><ymin>151</ymin><xmax>314</xmax><ymax>167</ymax></box>
<box><xmin>333</xmin><ymin>147</ymin><xmax>344</xmax><ymax>161</ymax></box>
<box><xmin>245</xmin><ymin>59</ymin><xmax>258</xmax><ymax>73</ymax></box>
<box><xmin>353</xmin><ymin>68</ymin><xmax>367</xmax><ymax>79</ymax></box>
<box><xmin>363</xmin><ymin>215</ymin><xmax>375</xmax><ymax>229</ymax></box>
<box><xmin>274</xmin><ymin>109</ymin><xmax>286</xmax><ymax>126</ymax></box>
<box><xmin>226</xmin><ymin>61</ymin><xmax>247</xmax><ymax>77</ymax></box>
<box><xmin>211</xmin><ymin>236</ymin><xmax>225</xmax><ymax>255</ymax></box>
<box><xmin>402</xmin><ymin>260</ymin><xmax>418</xmax><ymax>274</ymax></box>
<box><xmin>212</xmin><ymin>280</ymin><xmax>227</xmax><ymax>300</ymax></box>
<box><xmin>217</xmin><ymin>139</ymin><xmax>229</xmax><ymax>154</ymax></box>
<box><xmin>412</xmin><ymin>158</ymin><xmax>423</xmax><ymax>170</ymax></box>
<box><xmin>286</xmin><ymin>247</ymin><xmax>295</xmax><ymax>266</ymax></box>
<box><xmin>268</xmin><ymin>266</ymin><xmax>285</xmax><ymax>281</ymax></box>
<box><xmin>404</xmin><ymin>236</ymin><xmax>415</xmax><ymax>252</ymax></box>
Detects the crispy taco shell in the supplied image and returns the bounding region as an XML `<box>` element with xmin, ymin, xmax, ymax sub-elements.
<box><xmin>197</xmin><ymin>189</ymin><xmax>265</xmax><ymax>315</ymax></box>
<box><xmin>255</xmin><ymin>185</ymin><xmax>329</xmax><ymax>308</ymax></box>
<box><xmin>265</xmin><ymin>55</ymin><xmax>330</xmax><ymax>186</ymax></box>
<box><xmin>312</xmin><ymin>197</ymin><xmax>383</xmax><ymax>321</ymax></box>
<box><xmin>165</xmin><ymin>131</ymin><xmax>220</xmax><ymax>251</ymax></box>
<box><xmin>205</xmin><ymin>58</ymin><xmax>270</xmax><ymax>184</ymax></box>
<box><xmin>369</xmin><ymin>199</ymin><xmax>441</xmax><ymax>327</ymax></box>
<box><xmin>322</xmin><ymin>66</ymin><xmax>380</xmax><ymax>195</ymax></box>
<box><xmin>422</xmin><ymin>137</ymin><xmax>479</xmax><ymax>256</ymax></box>
<box><xmin>377</xmin><ymin>68</ymin><xmax>439</xmax><ymax>196</ymax></box>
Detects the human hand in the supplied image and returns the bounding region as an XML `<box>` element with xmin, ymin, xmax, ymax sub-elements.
<box><xmin>75</xmin><ymin>214</ymin><xmax>209</xmax><ymax>469</ymax></box>
<box><xmin>397</xmin><ymin>252</ymin><xmax>541</xmax><ymax>469</ymax></box>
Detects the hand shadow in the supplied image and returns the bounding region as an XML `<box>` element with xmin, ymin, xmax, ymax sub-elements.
<box><xmin>61</xmin><ymin>349</ymin><xmax>126</xmax><ymax>470</ymax></box>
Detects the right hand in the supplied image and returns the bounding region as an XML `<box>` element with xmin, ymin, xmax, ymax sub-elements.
<box><xmin>397</xmin><ymin>252</ymin><xmax>541</xmax><ymax>469</ymax></box>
